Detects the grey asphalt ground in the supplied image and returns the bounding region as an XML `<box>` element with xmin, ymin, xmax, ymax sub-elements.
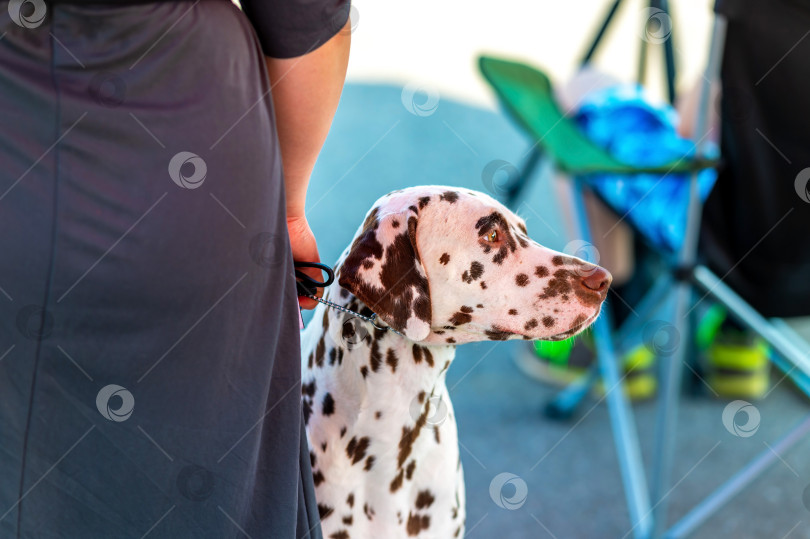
<box><xmin>304</xmin><ymin>83</ymin><xmax>810</xmax><ymax>539</ymax></box>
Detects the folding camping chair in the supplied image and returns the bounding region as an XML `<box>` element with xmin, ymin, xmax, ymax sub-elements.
<box><xmin>478</xmin><ymin>5</ymin><xmax>810</xmax><ymax>538</ymax></box>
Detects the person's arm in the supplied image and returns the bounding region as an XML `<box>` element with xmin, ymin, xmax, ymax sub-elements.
<box><xmin>265</xmin><ymin>23</ymin><xmax>351</xmax><ymax>309</ymax></box>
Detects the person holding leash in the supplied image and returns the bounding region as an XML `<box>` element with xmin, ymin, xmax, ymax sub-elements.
<box><xmin>0</xmin><ymin>0</ymin><xmax>349</xmax><ymax>536</ymax></box>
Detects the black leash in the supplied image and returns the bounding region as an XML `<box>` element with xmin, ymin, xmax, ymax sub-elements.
<box><xmin>294</xmin><ymin>261</ymin><xmax>404</xmax><ymax>336</ymax></box>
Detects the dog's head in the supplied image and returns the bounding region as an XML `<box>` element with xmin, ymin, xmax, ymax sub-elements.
<box><xmin>336</xmin><ymin>186</ymin><xmax>611</xmax><ymax>344</ymax></box>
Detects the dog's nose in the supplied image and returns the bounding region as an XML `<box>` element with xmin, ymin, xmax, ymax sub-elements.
<box><xmin>581</xmin><ymin>266</ymin><xmax>612</xmax><ymax>296</ymax></box>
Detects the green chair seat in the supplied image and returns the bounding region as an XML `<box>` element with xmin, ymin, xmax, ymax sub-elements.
<box><xmin>478</xmin><ymin>55</ymin><xmax>715</xmax><ymax>176</ymax></box>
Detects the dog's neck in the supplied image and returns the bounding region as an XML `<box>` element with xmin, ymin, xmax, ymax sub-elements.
<box><xmin>313</xmin><ymin>284</ymin><xmax>456</xmax><ymax>413</ymax></box>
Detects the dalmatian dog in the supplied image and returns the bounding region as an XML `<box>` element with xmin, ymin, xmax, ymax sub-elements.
<box><xmin>300</xmin><ymin>186</ymin><xmax>611</xmax><ymax>538</ymax></box>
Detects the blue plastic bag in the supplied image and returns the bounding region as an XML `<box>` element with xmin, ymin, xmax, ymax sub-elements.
<box><xmin>574</xmin><ymin>84</ymin><xmax>716</xmax><ymax>252</ymax></box>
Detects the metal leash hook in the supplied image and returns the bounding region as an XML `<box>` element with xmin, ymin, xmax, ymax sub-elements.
<box><xmin>293</xmin><ymin>261</ymin><xmax>403</xmax><ymax>336</ymax></box>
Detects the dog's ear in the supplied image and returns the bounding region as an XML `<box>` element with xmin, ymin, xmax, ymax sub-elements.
<box><xmin>338</xmin><ymin>206</ymin><xmax>432</xmax><ymax>341</ymax></box>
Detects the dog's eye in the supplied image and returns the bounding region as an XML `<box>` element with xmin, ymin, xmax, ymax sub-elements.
<box><xmin>486</xmin><ymin>229</ymin><xmax>498</xmax><ymax>242</ymax></box>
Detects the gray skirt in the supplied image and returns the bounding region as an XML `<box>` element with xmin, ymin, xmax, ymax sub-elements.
<box><xmin>0</xmin><ymin>1</ymin><xmax>320</xmax><ymax>537</ymax></box>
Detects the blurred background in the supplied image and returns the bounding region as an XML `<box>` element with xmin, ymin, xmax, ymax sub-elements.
<box><xmin>304</xmin><ymin>1</ymin><xmax>810</xmax><ymax>537</ymax></box>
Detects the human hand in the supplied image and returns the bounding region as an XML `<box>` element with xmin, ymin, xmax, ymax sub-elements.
<box><xmin>287</xmin><ymin>215</ymin><xmax>322</xmax><ymax>310</ymax></box>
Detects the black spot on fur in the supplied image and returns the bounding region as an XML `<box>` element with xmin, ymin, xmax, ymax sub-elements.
<box><xmin>449</xmin><ymin>312</ymin><xmax>472</xmax><ymax>325</ymax></box>
<box><xmin>390</xmin><ymin>470</ymin><xmax>404</xmax><ymax>493</ymax></box>
<box><xmin>446</xmin><ymin>337</ymin><xmax>456</xmax><ymax>343</ymax></box>
<box><xmin>419</xmin><ymin>196</ymin><xmax>431</xmax><ymax>209</ymax></box>
<box><xmin>460</xmin><ymin>305</ymin><xmax>473</xmax><ymax>313</ymax></box>
<box><xmin>347</xmin><ymin>493</ymin><xmax>355</xmax><ymax>507</ymax></box>
<box><xmin>480</xmin><ymin>281</ymin><xmax>487</xmax><ymax>290</ymax></box>
<box><xmin>542</xmin><ymin>316</ymin><xmax>556</xmax><ymax>328</ymax></box>
<box><xmin>342</xmin><ymin>515</ymin><xmax>353</xmax><ymax>525</ymax></box>
<box><xmin>508</xmin><ymin>309</ymin><xmax>518</xmax><ymax>315</ymax></box>
<box><xmin>415</xmin><ymin>490</ymin><xmax>436</xmax><ymax>509</ymax></box>
<box><xmin>370</xmin><ymin>340</ymin><xmax>382</xmax><ymax>372</ymax></box>
<box><xmin>406</xmin><ymin>460</ymin><xmax>416</xmax><ymax>479</ymax></box>
<box><xmin>346</xmin><ymin>436</ymin><xmax>371</xmax><ymax>465</ymax></box>
<box><xmin>313</xmin><ymin>470</ymin><xmax>325</xmax><ymax>486</ymax></box>
<box><xmin>322</xmin><ymin>393</ymin><xmax>335</xmax><ymax>416</ymax></box>
<box><xmin>319</xmin><ymin>504</ymin><xmax>334</xmax><ymax>520</ymax></box>
<box><xmin>462</xmin><ymin>261</ymin><xmax>485</xmax><ymax>284</ymax></box>
<box><xmin>386</xmin><ymin>348</ymin><xmax>399</xmax><ymax>372</ymax></box>
<box><xmin>364</xmin><ymin>456</ymin><xmax>375</xmax><ymax>471</ymax></box>
<box><xmin>407</xmin><ymin>513</ymin><xmax>431</xmax><ymax>536</ymax></box>
<box><xmin>360</xmin><ymin>366</ymin><xmax>369</xmax><ymax>378</ymax></box>
<box><xmin>515</xmin><ymin>273</ymin><xmax>529</xmax><ymax>287</ymax></box>
<box><xmin>315</xmin><ymin>337</ymin><xmax>326</xmax><ymax>367</ymax></box>
<box><xmin>524</xmin><ymin>319</ymin><xmax>538</xmax><ymax>330</ymax></box>
<box><xmin>440</xmin><ymin>191</ymin><xmax>459</xmax><ymax>203</ymax></box>
<box><xmin>439</xmin><ymin>253</ymin><xmax>450</xmax><ymax>265</ymax></box>
<box><xmin>302</xmin><ymin>381</ymin><xmax>317</xmax><ymax>397</ymax></box>
<box><xmin>485</xmin><ymin>326</ymin><xmax>513</xmax><ymax>341</ymax></box>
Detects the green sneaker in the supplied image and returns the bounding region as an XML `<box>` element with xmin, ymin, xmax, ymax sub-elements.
<box><xmin>697</xmin><ymin>304</ymin><xmax>770</xmax><ymax>400</ymax></box>
<box><xmin>515</xmin><ymin>336</ymin><xmax>657</xmax><ymax>401</ymax></box>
